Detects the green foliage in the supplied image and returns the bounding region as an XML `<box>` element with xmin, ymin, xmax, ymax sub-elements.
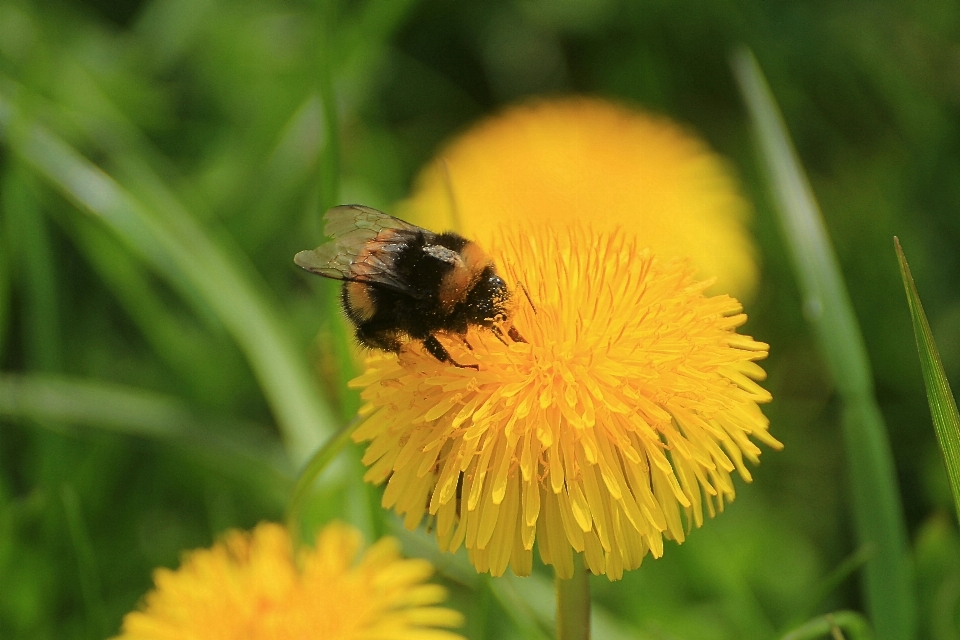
<box><xmin>779</xmin><ymin>611</ymin><xmax>874</xmax><ymax>640</ymax></box>
<box><xmin>896</xmin><ymin>239</ymin><xmax>960</xmax><ymax>525</ymax></box>
<box><xmin>1</xmin><ymin>0</ymin><xmax>960</xmax><ymax>638</ymax></box>
<box><xmin>732</xmin><ymin>50</ymin><xmax>915</xmax><ymax>640</ymax></box>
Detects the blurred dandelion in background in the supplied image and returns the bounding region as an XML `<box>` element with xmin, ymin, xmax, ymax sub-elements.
<box><xmin>350</xmin><ymin>223</ymin><xmax>780</xmax><ymax>580</ymax></box>
<box><xmin>112</xmin><ymin>522</ymin><xmax>464</xmax><ymax>640</ymax></box>
<box><xmin>399</xmin><ymin>97</ymin><xmax>758</xmax><ymax>300</ymax></box>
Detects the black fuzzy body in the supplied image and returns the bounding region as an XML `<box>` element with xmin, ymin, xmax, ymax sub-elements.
<box><xmin>341</xmin><ymin>230</ymin><xmax>509</xmax><ymax>358</ymax></box>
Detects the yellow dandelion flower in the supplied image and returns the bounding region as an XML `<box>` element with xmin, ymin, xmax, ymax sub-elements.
<box><xmin>398</xmin><ymin>97</ymin><xmax>757</xmax><ymax>299</ymax></box>
<box><xmin>113</xmin><ymin>522</ymin><xmax>464</xmax><ymax>640</ymax></box>
<box><xmin>351</xmin><ymin>225</ymin><xmax>780</xmax><ymax>581</ymax></box>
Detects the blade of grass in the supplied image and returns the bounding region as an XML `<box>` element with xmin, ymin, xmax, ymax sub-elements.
<box><xmin>66</xmin><ymin>214</ymin><xmax>242</xmax><ymax>406</ymax></box>
<box><xmin>0</xmin><ymin>267</ymin><xmax>8</xmax><ymax>361</ymax></box>
<box><xmin>780</xmin><ymin>611</ymin><xmax>875</xmax><ymax>640</ymax></box>
<box><xmin>1</xmin><ymin>163</ymin><xmax>61</xmax><ymax>372</ymax></box>
<box><xmin>0</xmin><ymin>91</ymin><xmax>336</xmax><ymax>464</ymax></box>
<box><xmin>0</xmin><ymin>180</ymin><xmax>11</xmax><ymax>362</ymax></box>
<box><xmin>286</xmin><ymin>416</ymin><xmax>360</xmax><ymax>546</ymax></box>
<box><xmin>895</xmin><ymin>237</ymin><xmax>960</xmax><ymax>521</ymax></box>
<box><xmin>313</xmin><ymin>0</ymin><xmax>422</xmax><ymax>216</ymax></box>
<box><xmin>796</xmin><ymin>543</ymin><xmax>875</xmax><ymax>625</ymax></box>
<box><xmin>60</xmin><ymin>484</ymin><xmax>107</xmax><ymax>639</ymax></box>
<box><xmin>243</xmin><ymin>95</ymin><xmax>323</xmax><ymax>249</ymax></box>
<box><xmin>0</xmin><ymin>373</ymin><xmax>290</xmax><ymax>474</ymax></box>
<box><xmin>491</xmin><ymin>575</ymin><xmax>554</xmax><ymax>640</ymax></box>
<box><xmin>0</xmin><ymin>373</ymin><xmax>194</xmax><ymax>435</ymax></box>
<box><xmin>335</xmin><ymin>0</ymin><xmax>423</xmax><ymax>102</ymax></box>
<box><xmin>316</xmin><ymin>0</ymin><xmax>339</xmax><ymax>216</ymax></box>
<box><xmin>732</xmin><ymin>49</ymin><xmax>915</xmax><ymax>640</ymax></box>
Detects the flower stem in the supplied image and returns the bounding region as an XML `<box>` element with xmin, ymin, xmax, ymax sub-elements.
<box><xmin>556</xmin><ymin>554</ymin><xmax>590</xmax><ymax>640</ymax></box>
<box><xmin>286</xmin><ymin>416</ymin><xmax>360</xmax><ymax>547</ymax></box>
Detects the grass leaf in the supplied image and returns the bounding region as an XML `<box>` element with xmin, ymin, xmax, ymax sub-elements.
<box><xmin>0</xmin><ymin>373</ymin><xmax>290</xmax><ymax>474</ymax></box>
<box><xmin>0</xmin><ymin>90</ymin><xmax>336</xmax><ymax>464</ymax></box>
<box><xmin>731</xmin><ymin>48</ymin><xmax>916</xmax><ymax>640</ymax></box>
<box><xmin>66</xmin><ymin>215</ymin><xmax>244</xmax><ymax>406</ymax></box>
<box><xmin>0</xmin><ymin>373</ymin><xmax>194</xmax><ymax>436</ymax></box>
<box><xmin>895</xmin><ymin>237</ymin><xmax>960</xmax><ymax>522</ymax></box>
<box><xmin>316</xmin><ymin>0</ymin><xmax>340</xmax><ymax>216</ymax></box>
<box><xmin>60</xmin><ymin>484</ymin><xmax>108</xmax><ymax>638</ymax></box>
<box><xmin>286</xmin><ymin>416</ymin><xmax>360</xmax><ymax>545</ymax></box>
<box><xmin>780</xmin><ymin>611</ymin><xmax>875</xmax><ymax>640</ymax></box>
<box><xmin>1</xmin><ymin>163</ymin><xmax>61</xmax><ymax>372</ymax></box>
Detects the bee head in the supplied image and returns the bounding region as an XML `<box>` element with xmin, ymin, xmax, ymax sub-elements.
<box><xmin>465</xmin><ymin>267</ymin><xmax>512</xmax><ymax>327</ymax></box>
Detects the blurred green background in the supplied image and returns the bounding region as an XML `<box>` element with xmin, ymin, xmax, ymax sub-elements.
<box><xmin>2</xmin><ymin>0</ymin><xmax>960</xmax><ymax>638</ymax></box>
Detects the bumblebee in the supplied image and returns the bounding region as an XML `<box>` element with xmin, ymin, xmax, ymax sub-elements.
<box><xmin>295</xmin><ymin>205</ymin><xmax>522</xmax><ymax>368</ymax></box>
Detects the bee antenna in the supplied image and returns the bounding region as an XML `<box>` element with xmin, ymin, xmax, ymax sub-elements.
<box><xmin>518</xmin><ymin>281</ymin><xmax>537</xmax><ymax>314</ymax></box>
<box><xmin>440</xmin><ymin>158</ymin><xmax>464</xmax><ymax>233</ymax></box>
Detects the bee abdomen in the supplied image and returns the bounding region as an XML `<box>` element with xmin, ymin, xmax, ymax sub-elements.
<box><xmin>343</xmin><ymin>282</ymin><xmax>377</xmax><ymax>323</ymax></box>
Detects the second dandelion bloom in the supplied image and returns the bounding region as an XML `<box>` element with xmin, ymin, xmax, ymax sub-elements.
<box><xmin>113</xmin><ymin>522</ymin><xmax>464</xmax><ymax>640</ymax></box>
<box><xmin>351</xmin><ymin>224</ymin><xmax>781</xmax><ymax>580</ymax></box>
<box><xmin>399</xmin><ymin>97</ymin><xmax>758</xmax><ymax>300</ymax></box>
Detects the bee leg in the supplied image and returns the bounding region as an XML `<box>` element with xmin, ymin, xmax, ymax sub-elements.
<box><xmin>491</xmin><ymin>324</ymin><xmax>526</xmax><ymax>344</ymax></box>
<box><xmin>457</xmin><ymin>334</ymin><xmax>474</xmax><ymax>351</ymax></box>
<box><xmin>518</xmin><ymin>281</ymin><xmax>537</xmax><ymax>314</ymax></box>
<box><xmin>455</xmin><ymin>474</ymin><xmax>463</xmax><ymax>519</ymax></box>
<box><xmin>508</xmin><ymin>326</ymin><xmax>527</xmax><ymax>343</ymax></box>
<box><xmin>423</xmin><ymin>335</ymin><xmax>478</xmax><ymax>370</ymax></box>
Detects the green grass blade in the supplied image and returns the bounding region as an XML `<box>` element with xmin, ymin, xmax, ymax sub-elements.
<box><xmin>0</xmin><ymin>221</ymin><xmax>8</xmax><ymax>362</ymax></box>
<box><xmin>286</xmin><ymin>416</ymin><xmax>360</xmax><ymax>545</ymax></box>
<box><xmin>780</xmin><ymin>611</ymin><xmax>875</xmax><ymax>640</ymax></box>
<box><xmin>67</xmin><ymin>215</ymin><xmax>242</xmax><ymax>406</ymax></box>
<box><xmin>797</xmin><ymin>543</ymin><xmax>874</xmax><ymax>625</ymax></box>
<box><xmin>0</xmin><ymin>373</ymin><xmax>194</xmax><ymax>436</ymax></box>
<box><xmin>60</xmin><ymin>484</ymin><xmax>107</xmax><ymax>638</ymax></box>
<box><xmin>1</xmin><ymin>163</ymin><xmax>61</xmax><ymax>372</ymax></box>
<box><xmin>0</xmin><ymin>373</ymin><xmax>290</xmax><ymax>473</ymax></box>
<box><xmin>0</xmin><ymin>178</ymin><xmax>12</xmax><ymax>362</ymax></box>
<box><xmin>316</xmin><ymin>0</ymin><xmax>340</xmax><ymax>216</ymax></box>
<box><xmin>313</xmin><ymin>0</ymin><xmax>423</xmax><ymax>218</ymax></box>
<box><xmin>0</xmin><ymin>92</ymin><xmax>336</xmax><ymax>464</ymax></box>
<box><xmin>895</xmin><ymin>237</ymin><xmax>960</xmax><ymax>521</ymax></box>
<box><xmin>489</xmin><ymin>576</ymin><xmax>554</xmax><ymax>640</ymax></box>
<box><xmin>731</xmin><ymin>49</ymin><xmax>916</xmax><ymax>640</ymax></box>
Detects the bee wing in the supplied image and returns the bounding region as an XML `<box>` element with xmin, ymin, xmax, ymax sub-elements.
<box><xmin>322</xmin><ymin>204</ymin><xmax>423</xmax><ymax>238</ymax></box>
<box><xmin>294</xmin><ymin>205</ymin><xmax>428</xmax><ymax>296</ymax></box>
